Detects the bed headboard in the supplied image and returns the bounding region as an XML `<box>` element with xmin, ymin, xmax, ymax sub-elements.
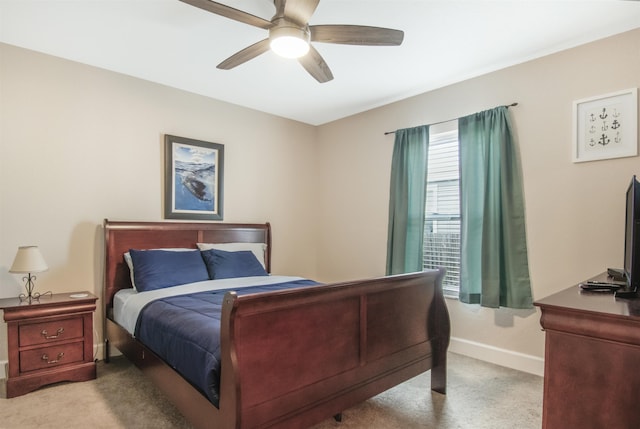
<box><xmin>103</xmin><ymin>219</ymin><xmax>272</xmax><ymax>310</ymax></box>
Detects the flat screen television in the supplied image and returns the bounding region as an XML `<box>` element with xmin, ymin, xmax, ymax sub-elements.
<box><xmin>622</xmin><ymin>175</ymin><xmax>640</xmax><ymax>293</ymax></box>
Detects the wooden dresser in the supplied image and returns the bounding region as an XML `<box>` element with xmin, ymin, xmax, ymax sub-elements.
<box><xmin>535</xmin><ymin>274</ymin><xmax>640</xmax><ymax>429</ymax></box>
<box><xmin>0</xmin><ymin>292</ymin><xmax>97</xmax><ymax>398</ymax></box>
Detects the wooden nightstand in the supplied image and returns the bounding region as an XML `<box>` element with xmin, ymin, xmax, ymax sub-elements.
<box><xmin>0</xmin><ymin>292</ymin><xmax>98</xmax><ymax>398</ymax></box>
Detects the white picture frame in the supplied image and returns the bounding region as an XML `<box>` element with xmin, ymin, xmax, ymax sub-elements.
<box><xmin>572</xmin><ymin>88</ymin><xmax>637</xmax><ymax>163</ymax></box>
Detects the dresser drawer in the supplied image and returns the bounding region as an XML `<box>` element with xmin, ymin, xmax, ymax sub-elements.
<box><xmin>20</xmin><ymin>342</ymin><xmax>84</xmax><ymax>372</ymax></box>
<box><xmin>19</xmin><ymin>317</ymin><xmax>83</xmax><ymax>347</ymax></box>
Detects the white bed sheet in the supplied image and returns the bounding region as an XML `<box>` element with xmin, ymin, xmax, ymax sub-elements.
<box><xmin>113</xmin><ymin>275</ymin><xmax>304</xmax><ymax>336</ymax></box>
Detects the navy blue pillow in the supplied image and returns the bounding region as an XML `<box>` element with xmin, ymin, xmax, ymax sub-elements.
<box><xmin>129</xmin><ymin>249</ymin><xmax>209</xmax><ymax>292</ymax></box>
<box><xmin>201</xmin><ymin>249</ymin><xmax>268</xmax><ymax>280</ymax></box>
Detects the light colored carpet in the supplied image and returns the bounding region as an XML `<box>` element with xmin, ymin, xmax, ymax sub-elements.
<box><xmin>0</xmin><ymin>352</ymin><xmax>542</xmax><ymax>428</ymax></box>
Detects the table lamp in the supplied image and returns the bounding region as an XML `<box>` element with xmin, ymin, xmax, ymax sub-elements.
<box><xmin>9</xmin><ymin>246</ymin><xmax>49</xmax><ymax>302</ymax></box>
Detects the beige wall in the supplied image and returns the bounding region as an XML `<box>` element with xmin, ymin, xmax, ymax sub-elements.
<box><xmin>316</xmin><ymin>28</ymin><xmax>640</xmax><ymax>373</ymax></box>
<box><xmin>0</xmin><ymin>43</ymin><xmax>319</xmax><ymax>361</ymax></box>
<box><xmin>1</xmin><ymin>28</ymin><xmax>639</xmax><ymax>372</ymax></box>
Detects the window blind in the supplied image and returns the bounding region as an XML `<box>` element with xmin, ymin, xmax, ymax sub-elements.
<box><xmin>424</xmin><ymin>130</ymin><xmax>460</xmax><ymax>296</ymax></box>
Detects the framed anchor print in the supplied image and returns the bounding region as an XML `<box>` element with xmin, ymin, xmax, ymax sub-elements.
<box><xmin>164</xmin><ymin>134</ymin><xmax>224</xmax><ymax>220</ymax></box>
<box><xmin>572</xmin><ymin>88</ymin><xmax>637</xmax><ymax>163</ymax></box>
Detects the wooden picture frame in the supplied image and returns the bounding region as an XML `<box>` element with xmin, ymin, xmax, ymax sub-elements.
<box><xmin>164</xmin><ymin>135</ymin><xmax>224</xmax><ymax>220</ymax></box>
<box><xmin>572</xmin><ymin>88</ymin><xmax>638</xmax><ymax>163</ymax></box>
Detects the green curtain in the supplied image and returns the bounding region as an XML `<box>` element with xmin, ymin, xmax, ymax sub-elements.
<box><xmin>386</xmin><ymin>125</ymin><xmax>430</xmax><ymax>275</ymax></box>
<box><xmin>458</xmin><ymin>106</ymin><xmax>532</xmax><ymax>308</ymax></box>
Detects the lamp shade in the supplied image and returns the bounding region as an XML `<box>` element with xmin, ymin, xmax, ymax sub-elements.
<box><xmin>9</xmin><ymin>246</ymin><xmax>48</xmax><ymax>273</ymax></box>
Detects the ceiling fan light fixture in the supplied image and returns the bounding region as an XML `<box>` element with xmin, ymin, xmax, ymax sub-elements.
<box><xmin>269</xmin><ymin>25</ymin><xmax>310</xmax><ymax>59</ymax></box>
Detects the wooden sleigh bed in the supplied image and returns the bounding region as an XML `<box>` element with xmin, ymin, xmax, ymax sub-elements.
<box><xmin>103</xmin><ymin>219</ymin><xmax>450</xmax><ymax>429</ymax></box>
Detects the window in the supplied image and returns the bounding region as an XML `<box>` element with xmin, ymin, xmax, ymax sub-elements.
<box><xmin>423</xmin><ymin>129</ymin><xmax>460</xmax><ymax>296</ymax></box>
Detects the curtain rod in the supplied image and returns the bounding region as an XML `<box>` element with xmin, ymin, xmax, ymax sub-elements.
<box><xmin>383</xmin><ymin>102</ymin><xmax>518</xmax><ymax>135</ymax></box>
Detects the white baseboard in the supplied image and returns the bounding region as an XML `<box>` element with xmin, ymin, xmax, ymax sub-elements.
<box><xmin>449</xmin><ymin>336</ymin><xmax>544</xmax><ymax>377</ymax></box>
<box><xmin>95</xmin><ymin>342</ymin><xmax>104</xmax><ymax>361</ymax></box>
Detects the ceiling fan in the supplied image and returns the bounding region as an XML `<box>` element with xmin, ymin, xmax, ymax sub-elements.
<box><xmin>179</xmin><ymin>0</ymin><xmax>404</xmax><ymax>83</ymax></box>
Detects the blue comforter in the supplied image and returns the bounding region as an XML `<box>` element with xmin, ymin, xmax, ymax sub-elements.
<box><xmin>134</xmin><ymin>279</ymin><xmax>319</xmax><ymax>408</ymax></box>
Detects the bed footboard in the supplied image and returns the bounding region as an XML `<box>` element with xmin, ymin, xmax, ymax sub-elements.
<box><xmin>218</xmin><ymin>269</ymin><xmax>449</xmax><ymax>428</ymax></box>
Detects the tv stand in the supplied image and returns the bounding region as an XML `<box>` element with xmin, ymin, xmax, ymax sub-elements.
<box><xmin>535</xmin><ymin>272</ymin><xmax>640</xmax><ymax>429</ymax></box>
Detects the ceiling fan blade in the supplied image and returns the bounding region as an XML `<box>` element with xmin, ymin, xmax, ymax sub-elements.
<box><xmin>310</xmin><ymin>25</ymin><xmax>404</xmax><ymax>46</ymax></box>
<box><xmin>217</xmin><ymin>39</ymin><xmax>271</xmax><ymax>70</ymax></box>
<box><xmin>298</xmin><ymin>45</ymin><xmax>333</xmax><ymax>83</ymax></box>
<box><xmin>179</xmin><ymin>0</ymin><xmax>272</xmax><ymax>30</ymax></box>
<box><xmin>283</xmin><ymin>0</ymin><xmax>320</xmax><ymax>26</ymax></box>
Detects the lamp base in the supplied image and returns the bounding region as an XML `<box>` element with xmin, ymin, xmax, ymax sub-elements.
<box><xmin>19</xmin><ymin>273</ymin><xmax>51</xmax><ymax>303</ymax></box>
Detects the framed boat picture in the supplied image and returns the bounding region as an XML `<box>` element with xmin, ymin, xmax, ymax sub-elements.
<box><xmin>164</xmin><ymin>134</ymin><xmax>224</xmax><ymax>220</ymax></box>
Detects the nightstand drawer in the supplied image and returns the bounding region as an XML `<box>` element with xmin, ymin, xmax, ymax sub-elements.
<box><xmin>20</xmin><ymin>342</ymin><xmax>84</xmax><ymax>372</ymax></box>
<box><xmin>19</xmin><ymin>317</ymin><xmax>83</xmax><ymax>346</ymax></box>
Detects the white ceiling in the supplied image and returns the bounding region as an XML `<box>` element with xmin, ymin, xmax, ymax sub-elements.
<box><xmin>1</xmin><ymin>0</ymin><xmax>639</xmax><ymax>125</ymax></box>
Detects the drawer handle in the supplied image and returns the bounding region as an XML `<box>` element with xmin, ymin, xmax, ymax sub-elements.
<box><xmin>41</xmin><ymin>352</ymin><xmax>64</xmax><ymax>364</ymax></box>
<box><xmin>41</xmin><ymin>327</ymin><xmax>64</xmax><ymax>340</ymax></box>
